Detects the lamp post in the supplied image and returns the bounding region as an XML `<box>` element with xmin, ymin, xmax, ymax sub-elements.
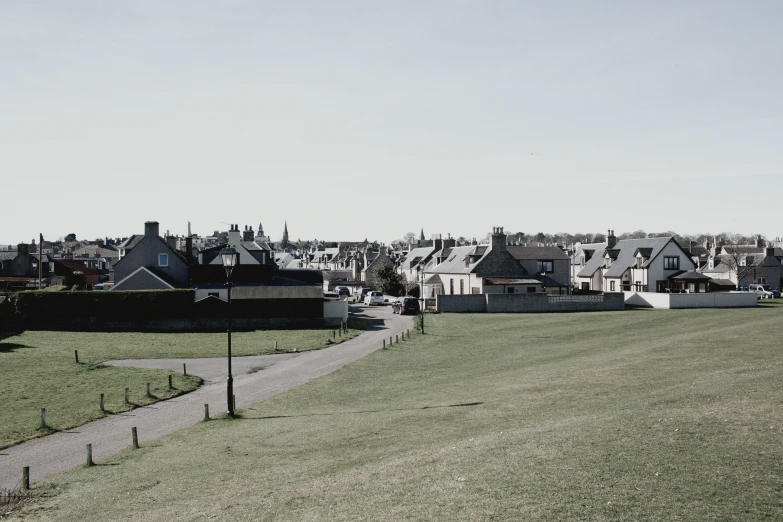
<box><xmin>419</xmin><ymin>266</ymin><xmax>425</xmax><ymax>334</ymax></box>
<box><xmin>220</xmin><ymin>247</ymin><xmax>238</xmax><ymax>415</ymax></box>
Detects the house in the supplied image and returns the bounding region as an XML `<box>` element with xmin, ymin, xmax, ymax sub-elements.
<box><xmin>111</xmin><ymin>221</ymin><xmax>192</xmax><ymax>291</ymax></box>
<box><xmin>570</xmin><ymin>240</ymin><xmax>607</xmax><ymax>291</ymax></box>
<box><xmin>422</xmin><ymin>227</ymin><xmax>543</xmax><ymax>297</ymax></box>
<box><xmin>701</xmin><ymin>239</ymin><xmax>783</xmax><ymax>288</ymax></box>
<box><xmin>397</xmin><ymin>238</ymin><xmax>446</xmax><ymax>291</ymax></box>
<box><xmin>361</xmin><ymin>246</ymin><xmax>393</xmax><ymax>287</ymax></box>
<box><xmin>577</xmin><ymin>231</ymin><xmax>697</xmax><ymax>293</ymax></box>
<box><xmin>199</xmin><ymin>225</ymin><xmax>274</xmax><ymax>267</ymax></box>
<box><xmin>506</xmin><ymin>245</ymin><xmax>571</xmax><ymax>294</ymax></box>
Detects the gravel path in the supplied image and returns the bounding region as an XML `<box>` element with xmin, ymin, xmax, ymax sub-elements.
<box><xmin>0</xmin><ymin>305</ymin><xmax>413</xmax><ymax>490</ymax></box>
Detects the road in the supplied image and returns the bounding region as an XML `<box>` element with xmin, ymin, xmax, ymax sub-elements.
<box><xmin>0</xmin><ymin>304</ymin><xmax>413</xmax><ymax>490</ymax></box>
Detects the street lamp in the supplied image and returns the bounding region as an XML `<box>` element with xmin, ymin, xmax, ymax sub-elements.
<box><xmin>220</xmin><ymin>247</ymin><xmax>238</xmax><ymax>415</ymax></box>
<box><xmin>418</xmin><ymin>265</ymin><xmax>425</xmax><ymax>334</ymax></box>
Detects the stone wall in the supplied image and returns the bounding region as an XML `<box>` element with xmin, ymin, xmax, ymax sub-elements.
<box><xmin>436</xmin><ymin>294</ymin><xmax>486</xmax><ymax>313</ymax></box>
<box><xmin>436</xmin><ymin>293</ymin><xmax>624</xmax><ymax>313</ymax></box>
<box><xmin>623</xmin><ymin>291</ymin><xmax>757</xmax><ymax>309</ymax></box>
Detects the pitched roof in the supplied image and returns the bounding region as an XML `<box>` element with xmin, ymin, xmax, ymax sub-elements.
<box><xmin>484</xmin><ymin>277</ymin><xmax>540</xmax><ymax>285</ymax></box>
<box><xmin>603</xmin><ymin>238</ymin><xmax>675</xmax><ymax>278</ymax></box>
<box><xmin>429</xmin><ymin>246</ymin><xmax>482</xmax><ymax>275</ymax></box>
<box><xmin>400</xmin><ymin>246</ymin><xmax>436</xmax><ymax>270</ymax></box>
<box><xmin>506</xmin><ymin>245</ymin><xmax>568</xmax><ymax>260</ymax></box>
<box><xmin>672</xmin><ymin>270</ymin><xmax>710</xmax><ymax>280</ymax></box>
<box><xmin>577</xmin><ymin>247</ymin><xmax>606</xmax><ymax>277</ymax></box>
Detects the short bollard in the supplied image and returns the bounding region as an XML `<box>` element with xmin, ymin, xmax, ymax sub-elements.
<box><xmin>100</xmin><ymin>393</ymin><xmax>105</xmax><ymax>412</ymax></box>
<box><xmin>74</xmin><ymin>349</ymin><xmax>79</xmax><ymax>364</ymax></box>
<box><xmin>274</xmin><ymin>340</ymin><xmax>278</xmax><ymax>351</ymax></box>
<box><xmin>232</xmin><ymin>395</ymin><xmax>236</xmax><ymax>411</ymax></box>
<box><xmin>333</xmin><ymin>329</ymin><xmax>336</xmax><ymax>339</ymax></box>
<box><xmin>132</xmin><ymin>427</ymin><xmax>139</xmax><ymax>449</ymax></box>
<box><xmin>168</xmin><ymin>375</ymin><xmax>173</xmax><ymax>389</ymax></box>
<box><xmin>204</xmin><ymin>404</ymin><xmax>210</xmax><ymax>421</ymax></box>
<box><xmin>39</xmin><ymin>408</ymin><xmax>46</xmax><ymax>429</ymax></box>
<box><xmin>396</xmin><ymin>334</ymin><xmax>399</xmax><ymax>343</ymax></box>
<box><xmin>389</xmin><ymin>336</ymin><xmax>393</xmax><ymax>345</ymax></box>
<box><xmin>339</xmin><ymin>329</ymin><xmax>342</xmax><ymax>337</ymax></box>
<box><xmin>146</xmin><ymin>382</ymin><xmax>151</xmax><ymax>398</ymax></box>
<box><xmin>86</xmin><ymin>444</ymin><xmax>94</xmax><ymax>466</ymax></box>
<box><xmin>382</xmin><ymin>339</ymin><xmax>386</xmax><ymax>349</ymax></box>
<box><xmin>183</xmin><ymin>363</ymin><xmax>187</xmax><ymax>376</ymax></box>
<box><xmin>23</xmin><ymin>467</ymin><xmax>30</xmax><ymax>490</ymax></box>
<box><xmin>124</xmin><ymin>388</ymin><xmax>130</xmax><ymax>404</ymax></box>
<box><xmin>88</xmin><ymin>356</ymin><xmax>93</xmax><ymax>367</ymax></box>
<box><xmin>408</xmin><ymin>328</ymin><xmax>410</xmax><ymax>337</ymax></box>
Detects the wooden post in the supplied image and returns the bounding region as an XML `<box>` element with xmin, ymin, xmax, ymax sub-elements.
<box><xmin>124</xmin><ymin>388</ymin><xmax>129</xmax><ymax>404</ymax></box>
<box><xmin>88</xmin><ymin>356</ymin><xmax>92</xmax><ymax>367</ymax></box>
<box><xmin>22</xmin><ymin>467</ymin><xmax>30</xmax><ymax>490</ymax></box>
<box><xmin>396</xmin><ymin>334</ymin><xmax>399</xmax><ymax>343</ymax></box>
<box><xmin>338</xmin><ymin>328</ymin><xmax>342</xmax><ymax>337</ymax></box>
<box><xmin>333</xmin><ymin>329</ymin><xmax>336</xmax><ymax>339</ymax></box>
<box><xmin>390</xmin><ymin>336</ymin><xmax>393</xmax><ymax>345</ymax></box>
<box><xmin>382</xmin><ymin>339</ymin><xmax>386</xmax><ymax>349</ymax></box>
<box><xmin>86</xmin><ymin>444</ymin><xmax>93</xmax><ymax>466</ymax></box>
<box><xmin>131</xmin><ymin>427</ymin><xmax>139</xmax><ymax>449</ymax></box>
<box><xmin>274</xmin><ymin>340</ymin><xmax>278</xmax><ymax>351</ymax></box>
<box><xmin>168</xmin><ymin>375</ymin><xmax>173</xmax><ymax>389</ymax></box>
<box><xmin>146</xmin><ymin>383</ymin><xmax>151</xmax><ymax>398</ymax></box>
<box><xmin>183</xmin><ymin>363</ymin><xmax>187</xmax><ymax>376</ymax></box>
<box><xmin>74</xmin><ymin>349</ymin><xmax>79</xmax><ymax>364</ymax></box>
<box><xmin>40</xmin><ymin>408</ymin><xmax>46</xmax><ymax>429</ymax></box>
<box><xmin>233</xmin><ymin>395</ymin><xmax>236</xmax><ymax>411</ymax></box>
<box><xmin>204</xmin><ymin>404</ymin><xmax>210</xmax><ymax>421</ymax></box>
<box><xmin>100</xmin><ymin>393</ymin><xmax>105</xmax><ymax>412</ymax></box>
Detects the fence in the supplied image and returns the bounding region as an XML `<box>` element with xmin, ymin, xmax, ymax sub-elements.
<box><xmin>436</xmin><ymin>293</ymin><xmax>625</xmax><ymax>313</ymax></box>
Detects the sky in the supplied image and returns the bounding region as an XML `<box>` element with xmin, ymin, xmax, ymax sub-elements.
<box><xmin>1</xmin><ymin>1</ymin><xmax>781</xmax><ymax>246</ymax></box>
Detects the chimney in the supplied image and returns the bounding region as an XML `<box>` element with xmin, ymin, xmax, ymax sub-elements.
<box><xmin>144</xmin><ymin>221</ymin><xmax>160</xmax><ymax>238</ymax></box>
<box><xmin>17</xmin><ymin>243</ymin><xmax>29</xmax><ymax>256</ymax></box>
<box><xmin>607</xmin><ymin>229</ymin><xmax>617</xmax><ymax>249</ymax></box>
<box><xmin>442</xmin><ymin>235</ymin><xmax>455</xmax><ymax>249</ymax></box>
<box><xmin>766</xmin><ymin>246</ymin><xmax>775</xmax><ymax>257</ymax></box>
<box><xmin>243</xmin><ymin>226</ymin><xmax>254</xmax><ymax>242</ymax></box>
<box><xmin>755</xmin><ymin>235</ymin><xmax>764</xmax><ymax>248</ymax></box>
<box><xmin>185</xmin><ymin>237</ymin><xmax>193</xmax><ymax>265</ymax></box>
<box><xmin>166</xmin><ymin>235</ymin><xmax>177</xmax><ymax>250</ymax></box>
<box><xmin>227</xmin><ymin>224</ymin><xmax>241</xmax><ymax>246</ymax></box>
<box><xmin>433</xmin><ymin>238</ymin><xmax>444</xmax><ymax>252</ymax></box>
<box><xmin>490</xmin><ymin>226</ymin><xmax>506</xmax><ymax>252</ymax></box>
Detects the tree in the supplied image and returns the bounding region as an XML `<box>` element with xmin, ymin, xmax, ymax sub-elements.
<box><xmin>65</xmin><ymin>233</ymin><xmax>77</xmax><ymax>242</ymax></box>
<box><xmin>374</xmin><ymin>263</ymin><xmax>403</xmax><ymax>296</ymax></box>
<box><xmin>403</xmin><ymin>232</ymin><xmax>417</xmax><ymax>244</ymax></box>
<box><xmin>717</xmin><ymin>244</ymin><xmax>759</xmax><ymax>287</ymax></box>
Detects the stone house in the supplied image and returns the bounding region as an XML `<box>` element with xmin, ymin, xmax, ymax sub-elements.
<box><xmin>506</xmin><ymin>245</ymin><xmax>571</xmax><ymax>294</ymax></box>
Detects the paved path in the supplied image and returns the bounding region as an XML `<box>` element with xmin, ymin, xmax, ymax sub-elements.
<box><xmin>0</xmin><ymin>305</ymin><xmax>412</xmax><ymax>490</ymax></box>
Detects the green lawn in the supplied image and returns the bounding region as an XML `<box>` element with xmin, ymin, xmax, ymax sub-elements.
<box><xmin>0</xmin><ymin>328</ymin><xmax>359</xmax><ymax>449</ymax></box>
<box><xmin>15</xmin><ymin>305</ymin><xmax>783</xmax><ymax>521</ymax></box>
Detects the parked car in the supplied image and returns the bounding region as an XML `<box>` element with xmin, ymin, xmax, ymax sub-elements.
<box><xmin>392</xmin><ymin>296</ymin><xmax>420</xmax><ymax>315</ymax></box>
<box><xmin>323</xmin><ymin>291</ymin><xmax>339</xmax><ymax>301</ymax></box>
<box><xmin>774</xmin><ymin>289</ymin><xmax>782</xmax><ymax>298</ymax></box>
<box><xmin>363</xmin><ymin>291</ymin><xmax>385</xmax><ymax>306</ymax></box>
<box><xmin>334</xmin><ymin>286</ymin><xmax>351</xmax><ymax>297</ymax></box>
<box><xmin>354</xmin><ymin>288</ymin><xmax>373</xmax><ymax>303</ymax></box>
<box><xmin>748</xmin><ymin>284</ymin><xmax>775</xmax><ymax>299</ymax></box>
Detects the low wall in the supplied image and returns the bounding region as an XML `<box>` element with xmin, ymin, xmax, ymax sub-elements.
<box><xmin>436</xmin><ymin>293</ymin><xmax>624</xmax><ymax>313</ymax></box>
<box><xmin>623</xmin><ymin>291</ymin><xmax>758</xmax><ymax>309</ymax></box>
<box><xmin>436</xmin><ymin>294</ymin><xmax>486</xmax><ymax>313</ymax></box>
<box><xmin>324</xmin><ymin>300</ymin><xmax>349</xmax><ymax>322</ymax></box>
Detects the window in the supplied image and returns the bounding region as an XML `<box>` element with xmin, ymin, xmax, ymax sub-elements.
<box><xmin>581</xmin><ymin>282</ymin><xmax>589</xmax><ymax>291</ymax></box>
<box><xmin>610</xmin><ymin>280</ymin><xmax>616</xmax><ymax>291</ymax></box>
<box><xmin>507</xmin><ymin>287</ymin><xmax>515</xmax><ymax>293</ymax></box>
<box><xmin>449</xmin><ymin>279</ymin><xmax>454</xmax><ymax>295</ymax></box>
<box><xmin>536</xmin><ymin>260</ymin><xmax>554</xmax><ymax>273</ymax></box>
<box><xmin>663</xmin><ymin>256</ymin><xmax>679</xmax><ymax>270</ymax></box>
<box><xmin>459</xmin><ymin>280</ymin><xmax>464</xmax><ymax>294</ymax></box>
<box><xmin>158</xmin><ymin>253</ymin><xmax>169</xmax><ymax>267</ymax></box>
<box><xmin>527</xmin><ymin>286</ymin><xmax>536</xmax><ymax>293</ymax></box>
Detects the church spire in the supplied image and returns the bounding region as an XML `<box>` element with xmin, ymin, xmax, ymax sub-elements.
<box><xmin>280</xmin><ymin>221</ymin><xmax>290</xmax><ymax>249</ymax></box>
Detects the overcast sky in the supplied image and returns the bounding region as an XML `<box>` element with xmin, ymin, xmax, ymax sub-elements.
<box><xmin>2</xmin><ymin>1</ymin><xmax>781</xmax><ymax>246</ymax></box>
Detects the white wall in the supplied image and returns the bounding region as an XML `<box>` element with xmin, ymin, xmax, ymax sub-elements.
<box><xmin>324</xmin><ymin>300</ymin><xmax>348</xmax><ymax>321</ymax></box>
<box><xmin>623</xmin><ymin>291</ymin><xmax>757</xmax><ymax>308</ymax></box>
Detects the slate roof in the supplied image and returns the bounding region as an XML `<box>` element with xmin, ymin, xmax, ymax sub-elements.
<box><xmin>602</xmin><ymin>238</ymin><xmax>674</xmax><ymax>278</ymax></box>
<box><xmin>429</xmin><ymin>246</ymin><xmax>483</xmax><ymax>275</ymax></box>
<box><xmin>0</xmin><ymin>252</ymin><xmax>17</xmax><ymax>261</ymax></box>
<box><xmin>423</xmin><ymin>274</ymin><xmax>443</xmax><ymax>285</ymax></box>
<box><xmin>506</xmin><ymin>245</ymin><xmax>568</xmax><ymax>260</ymax></box>
<box><xmin>709</xmin><ymin>278</ymin><xmax>735</xmax><ymax>286</ymax></box>
<box><xmin>577</xmin><ymin>247</ymin><xmax>606</xmax><ymax>277</ymax></box>
<box><xmin>400</xmin><ymin>246</ymin><xmax>437</xmax><ymax>270</ymax></box>
<box><xmin>484</xmin><ymin>277</ymin><xmax>540</xmax><ymax>285</ymax></box>
<box><xmin>672</xmin><ymin>270</ymin><xmax>710</xmax><ymax>280</ymax></box>
<box><xmin>634</xmin><ymin>248</ymin><xmax>653</xmax><ymax>258</ymax></box>
<box><xmin>117</xmin><ymin>235</ymin><xmax>144</xmax><ymax>250</ymax></box>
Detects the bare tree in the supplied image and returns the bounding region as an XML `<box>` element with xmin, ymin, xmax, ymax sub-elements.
<box><xmin>716</xmin><ymin>245</ymin><xmax>759</xmax><ymax>287</ymax></box>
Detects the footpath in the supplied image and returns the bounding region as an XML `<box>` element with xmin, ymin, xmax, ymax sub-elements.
<box><xmin>0</xmin><ymin>308</ymin><xmax>412</xmax><ymax>490</ymax></box>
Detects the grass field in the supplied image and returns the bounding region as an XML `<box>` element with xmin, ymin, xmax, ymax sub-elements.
<box><xmin>0</xmin><ymin>328</ymin><xmax>359</xmax><ymax>449</ymax></box>
<box><xmin>14</xmin><ymin>304</ymin><xmax>783</xmax><ymax>520</ymax></box>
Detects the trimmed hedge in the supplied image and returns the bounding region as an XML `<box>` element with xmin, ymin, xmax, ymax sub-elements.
<box><xmin>12</xmin><ymin>290</ymin><xmax>196</xmax><ymax>328</ymax></box>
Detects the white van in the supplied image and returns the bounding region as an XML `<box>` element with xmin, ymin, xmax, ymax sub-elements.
<box><xmin>748</xmin><ymin>284</ymin><xmax>774</xmax><ymax>299</ymax></box>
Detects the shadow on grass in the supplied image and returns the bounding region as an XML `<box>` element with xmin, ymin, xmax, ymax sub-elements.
<box><xmin>243</xmin><ymin>402</ymin><xmax>484</xmax><ymax>420</ymax></box>
<box><xmin>0</xmin><ymin>342</ymin><xmax>29</xmax><ymax>353</ymax></box>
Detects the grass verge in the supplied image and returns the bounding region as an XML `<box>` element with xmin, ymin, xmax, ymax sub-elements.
<box><xmin>0</xmin><ymin>327</ymin><xmax>359</xmax><ymax>449</ymax></box>
<box><xmin>12</xmin><ymin>306</ymin><xmax>783</xmax><ymax>520</ymax></box>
